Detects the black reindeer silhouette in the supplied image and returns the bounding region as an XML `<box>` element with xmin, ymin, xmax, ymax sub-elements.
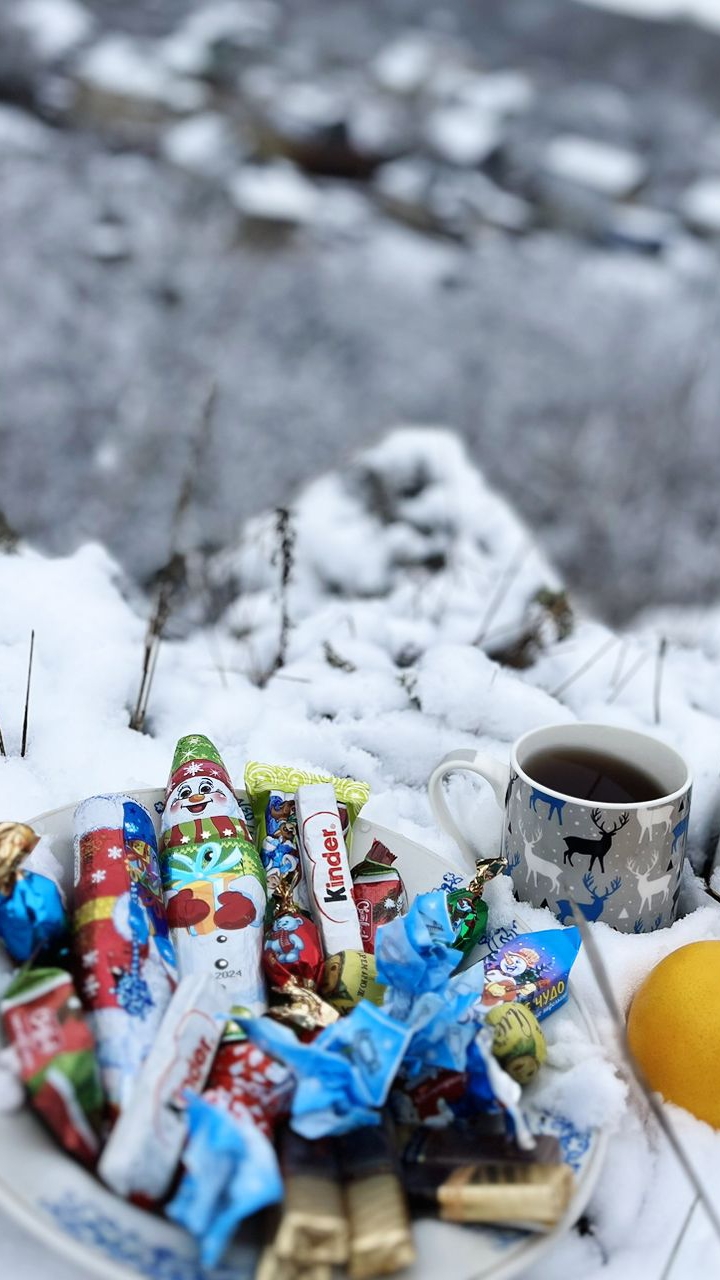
<box><xmin>562</xmin><ymin>809</ymin><xmax>629</xmax><ymax>875</ymax></box>
<box><xmin>556</xmin><ymin>870</ymin><xmax>622</xmax><ymax>925</ymax></box>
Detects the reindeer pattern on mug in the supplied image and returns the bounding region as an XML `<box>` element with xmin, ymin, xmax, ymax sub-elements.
<box><xmin>504</xmin><ymin>768</ymin><xmax>691</xmax><ymax>931</ymax></box>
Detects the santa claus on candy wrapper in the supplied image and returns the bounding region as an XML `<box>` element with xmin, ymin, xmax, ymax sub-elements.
<box><xmin>160</xmin><ymin>735</ymin><xmax>267</xmax><ymax>1014</ymax></box>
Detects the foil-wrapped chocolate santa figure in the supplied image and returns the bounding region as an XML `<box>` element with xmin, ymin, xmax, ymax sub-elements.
<box><xmin>160</xmin><ymin>735</ymin><xmax>267</xmax><ymax>1014</ymax></box>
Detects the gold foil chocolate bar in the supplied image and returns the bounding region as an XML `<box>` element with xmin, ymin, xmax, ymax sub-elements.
<box><xmin>337</xmin><ymin>1120</ymin><xmax>415</xmax><ymax>1280</ymax></box>
<box><xmin>274</xmin><ymin>1129</ymin><xmax>348</xmax><ymax>1267</ymax></box>
<box><xmin>404</xmin><ymin>1159</ymin><xmax>575</xmax><ymax>1230</ymax></box>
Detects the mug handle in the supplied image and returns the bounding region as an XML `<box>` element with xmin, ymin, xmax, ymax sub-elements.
<box><xmin>428</xmin><ymin>749</ymin><xmax>510</xmax><ymax>865</ymax></box>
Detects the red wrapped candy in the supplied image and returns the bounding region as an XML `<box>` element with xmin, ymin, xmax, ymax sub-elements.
<box><xmin>202</xmin><ymin>1033</ymin><xmax>294</xmax><ymax>1138</ymax></box>
<box><xmin>262</xmin><ymin>874</ymin><xmax>325</xmax><ymax>994</ymax></box>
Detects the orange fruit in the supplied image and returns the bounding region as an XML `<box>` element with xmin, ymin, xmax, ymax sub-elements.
<box><xmin>627</xmin><ymin>940</ymin><xmax>720</xmax><ymax>1128</ymax></box>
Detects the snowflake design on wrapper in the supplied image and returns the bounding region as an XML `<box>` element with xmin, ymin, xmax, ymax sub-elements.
<box><xmin>112</xmin><ymin>881</ymin><xmax>154</xmax><ymax>1019</ymax></box>
<box><xmin>107</xmin><ymin>846</ymin><xmax>123</xmax><ymax>860</ymax></box>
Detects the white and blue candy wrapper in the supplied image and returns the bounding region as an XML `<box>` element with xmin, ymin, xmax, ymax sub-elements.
<box><xmin>167</xmin><ymin>1094</ymin><xmax>282</xmax><ymax>1267</ymax></box>
<box><xmin>244</xmin><ymin>1001</ymin><xmax>411</xmax><ymax>1138</ymax></box>
<box><xmin>241</xmin><ymin>891</ymin><xmax>539</xmax><ymax>1144</ymax></box>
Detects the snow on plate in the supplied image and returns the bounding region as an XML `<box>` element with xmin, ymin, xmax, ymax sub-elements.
<box><xmin>3</xmin><ymin>428</ymin><xmax>720</xmax><ymax>1278</ymax></box>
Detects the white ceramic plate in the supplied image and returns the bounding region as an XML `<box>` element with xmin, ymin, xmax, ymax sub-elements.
<box><xmin>0</xmin><ymin>791</ymin><xmax>608</xmax><ymax>1280</ymax></box>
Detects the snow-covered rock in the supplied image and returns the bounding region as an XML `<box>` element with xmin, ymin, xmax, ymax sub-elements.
<box><xmin>161</xmin><ymin>112</ymin><xmax>242</xmax><ymax>179</ymax></box>
<box><xmin>371</xmin><ymin>31</ymin><xmax>438</xmax><ymax>96</ymax></box>
<box><xmin>543</xmin><ymin>134</ymin><xmax>647</xmax><ymax>198</ymax></box>
<box><xmin>0</xmin><ymin>105</ymin><xmax>50</xmax><ymax>157</ymax></box>
<box><xmin>680</xmin><ymin>177</ymin><xmax>720</xmax><ymax>235</ymax></box>
<box><xmin>160</xmin><ymin>0</ymin><xmax>278</xmax><ymax>78</ymax></box>
<box><xmin>73</xmin><ymin>35</ymin><xmax>208</xmax><ymax>123</ymax></box>
<box><xmin>228</xmin><ymin>161</ymin><xmax>320</xmax><ymax>225</ymax></box>
<box><xmin>11</xmin><ymin>0</ymin><xmax>94</xmax><ymax>62</ymax></box>
<box><xmin>423</xmin><ymin>103</ymin><xmax>501</xmax><ymax>167</ymax></box>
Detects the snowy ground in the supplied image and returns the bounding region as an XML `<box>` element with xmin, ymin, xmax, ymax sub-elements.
<box><xmin>1</xmin><ymin>0</ymin><xmax>720</xmax><ymax>623</ymax></box>
<box><xmin>3</xmin><ymin>430</ymin><xmax>720</xmax><ymax>1278</ymax></box>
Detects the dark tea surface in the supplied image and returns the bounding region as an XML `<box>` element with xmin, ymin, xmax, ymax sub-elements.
<box><xmin>522</xmin><ymin>746</ymin><xmax>664</xmax><ymax>805</ymax></box>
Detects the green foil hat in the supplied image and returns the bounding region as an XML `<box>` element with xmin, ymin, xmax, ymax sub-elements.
<box><xmin>166</xmin><ymin>734</ymin><xmax>234</xmax><ymax>798</ymax></box>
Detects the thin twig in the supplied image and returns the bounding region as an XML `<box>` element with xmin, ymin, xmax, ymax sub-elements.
<box><xmin>473</xmin><ymin>543</ymin><xmax>529</xmax><ymax>646</ymax></box>
<box><xmin>20</xmin><ymin>630</ymin><xmax>35</xmax><ymax>758</ymax></box>
<box><xmin>606</xmin><ymin>650</ymin><xmax>650</xmax><ymax>704</ymax></box>
<box><xmin>654</xmin><ymin>636</ymin><xmax>668</xmax><ymax>725</ymax></box>
<box><xmin>550</xmin><ymin>635</ymin><xmax>617</xmax><ymax>699</ymax></box>
<box><xmin>129</xmin><ymin>382</ymin><xmax>217</xmax><ymax>732</ymax></box>
<box><xmin>609</xmin><ymin>640</ymin><xmax>627</xmax><ymax>692</ymax></box>
<box><xmin>660</xmin><ymin>1194</ymin><xmax>699</xmax><ymax>1280</ymax></box>
<box><xmin>570</xmin><ymin>903</ymin><xmax>720</xmax><ymax>1246</ymax></box>
<box><xmin>0</xmin><ymin>708</ymin><xmax>5</xmax><ymax>757</ymax></box>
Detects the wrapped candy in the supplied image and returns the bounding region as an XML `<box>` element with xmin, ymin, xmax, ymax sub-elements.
<box><xmin>337</xmin><ymin>1118</ymin><xmax>415</xmax><ymax>1280</ymax></box>
<box><xmin>167</xmin><ymin>1093</ymin><xmax>283</xmax><ymax>1266</ymax></box>
<box><xmin>263</xmin><ymin>872</ymin><xmax>325</xmax><ymax>994</ymax></box>
<box><xmin>350</xmin><ymin>841</ymin><xmax>407</xmax><ymax>955</ymax></box>
<box><xmin>1</xmin><ymin>966</ymin><xmax>104</xmax><ymax>1164</ymax></box>
<box><xmin>160</xmin><ymin>735</ymin><xmax>267</xmax><ymax>1014</ymax></box>
<box><xmin>0</xmin><ymin>823</ymin><xmax>67</xmax><ymax>963</ymax></box>
<box><xmin>98</xmin><ymin>975</ymin><xmax>228</xmax><ymax>1201</ymax></box>
<box><xmin>167</xmin><ymin>1019</ymin><xmax>294</xmax><ymax>1265</ymax></box>
<box><xmin>296</xmin><ymin>783</ymin><xmax>362</xmax><ymax>956</ymax></box>
<box><xmin>320</xmin><ymin>950</ymin><xmax>386</xmax><ymax>1013</ymax></box>
<box><xmin>73</xmin><ymin>795</ymin><xmax>176</xmax><ymax>1115</ymax></box>
<box><xmin>202</xmin><ymin>1023</ymin><xmax>294</xmax><ymax>1138</ymax></box>
<box><xmin>450</xmin><ymin>927</ymin><xmax>582</xmax><ymax>1022</ymax></box>
<box><xmin>244</xmin><ymin>762</ymin><xmax>370</xmax><ymax>908</ymax></box>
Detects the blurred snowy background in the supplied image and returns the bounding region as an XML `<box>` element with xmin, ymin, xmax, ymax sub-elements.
<box><xmin>2</xmin><ymin>0</ymin><xmax>720</xmax><ymax>624</ymax></box>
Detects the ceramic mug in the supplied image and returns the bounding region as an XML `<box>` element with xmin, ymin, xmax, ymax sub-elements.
<box><xmin>428</xmin><ymin>722</ymin><xmax>692</xmax><ymax>933</ymax></box>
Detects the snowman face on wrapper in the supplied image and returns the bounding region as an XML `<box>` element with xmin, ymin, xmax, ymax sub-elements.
<box><xmin>166</xmin><ymin>776</ymin><xmax>239</xmax><ymax>823</ymax></box>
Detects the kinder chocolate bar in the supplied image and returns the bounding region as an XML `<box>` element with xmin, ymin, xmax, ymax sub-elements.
<box><xmin>73</xmin><ymin>794</ymin><xmax>177</xmax><ymax>1115</ymax></box>
<box><xmin>337</xmin><ymin>1117</ymin><xmax>415</xmax><ymax>1280</ymax></box>
<box><xmin>320</xmin><ymin>950</ymin><xmax>386</xmax><ymax>1013</ymax></box>
<box><xmin>0</xmin><ymin>823</ymin><xmax>67</xmax><ymax>963</ymax></box>
<box><xmin>1</xmin><ymin>966</ymin><xmax>104</xmax><ymax>1164</ymax></box>
<box><xmin>161</xmin><ymin>736</ymin><xmax>267</xmax><ymax>1014</ymax></box>
<box><xmin>98</xmin><ymin>975</ymin><xmax>228</xmax><ymax>1201</ymax></box>
<box><xmin>244</xmin><ymin>762</ymin><xmax>370</xmax><ymax>908</ymax></box>
<box><xmin>351</xmin><ymin>841</ymin><xmax>406</xmax><ymax>955</ymax></box>
<box><xmin>296</xmin><ymin>783</ymin><xmax>362</xmax><ymax>956</ymax></box>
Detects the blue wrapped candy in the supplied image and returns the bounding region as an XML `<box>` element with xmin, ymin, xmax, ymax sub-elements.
<box><xmin>167</xmin><ymin>1095</ymin><xmax>283</xmax><ymax>1267</ymax></box>
<box><xmin>0</xmin><ymin>825</ymin><xmax>67</xmax><ymax>963</ymax></box>
<box><xmin>244</xmin><ymin>1000</ymin><xmax>412</xmax><ymax>1137</ymax></box>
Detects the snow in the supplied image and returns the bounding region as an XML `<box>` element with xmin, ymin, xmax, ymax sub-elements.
<box><xmin>74</xmin><ymin>36</ymin><xmax>207</xmax><ymax>116</ymax></box>
<box><xmin>161</xmin><ymin>113</ymin><xmax>241</xmax><ymax>179</ymax></box>
<box><xmin>160</xmin><ymin>1</ymin><xmax>278</xmax><ymax>76</ymax></box>
<box><xmin>571</xmin><ymin>0</ymin><xmax>720</xmax><ymax>30</ymax></box>
<box><xmin>0</xmin><ymin>107</ymin><xmax>50</xmax><ymax>158</ymax></box>
<box><xmin>424</xmin><ymin>104</ymin><xmax>501</xmax><ymax>167</ymax></box>
<box><xmin>544</xmin><ymin>135</ymin><xmax>647</xmax><ymax>199</ymax></box>
<box><xmin>228</xmin><ymin>161</ymin><xmax>320</xmax><ymax>224</ymax></box>
<box><xmin>680</xmin><ymin>177</ymin><xmax>720</xmax><ymax>234</ymax></box>
<box><xmin>371</xmin><ymin>32</ymin><xmax>438</xmax><ymax>95</ymax></box>
<box><xmin>12</xmin><ymin>0</ymin><xmax>94</xmax><ymax>62</ymax></box>
<box><xmin>4</xmin><ymin>428</ymin><xmax>720</xmax><ymax>1276</ymax></box>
